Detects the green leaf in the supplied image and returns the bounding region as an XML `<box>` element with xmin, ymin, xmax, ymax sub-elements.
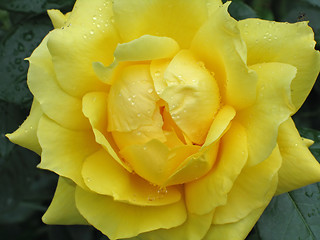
<box><xmin>249</xmin><ymin>127</ymin><xmax>320</xmax><ymax>240</ymax></box>
<box><xmin>228</xmin><ymin>1</ymin><xmax>258</xmax><ymax>20</ymax></box>
<box><xmin>0</xmin><ymin>100</ymin><xmax>27</xmax><ymax>158</ymax></box>
<box><xmin>303</xmin><ymin>0</ymin><xmax>320</xmax><ymax>8</ymax></box>
<box><xmin>0</xmin><ymin>16</ymin><xmax>52</xmax><ymax>107</ymax></box>
<box><xmin>256</xmin><ymin>183</ymin><xmax>320</xmax><ymax>240</ymax></box>
<box><xmin>299</xmin><ymin>128</ymin><xmax>320</xmax><ymax>162</ymax></box>
<box><xmin>0</xmin><ymin>0</ymin><xmax>75</xmax><ymax>14</ymax></box>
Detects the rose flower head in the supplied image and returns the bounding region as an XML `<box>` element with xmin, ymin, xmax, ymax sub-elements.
<box><xmin>6</xmin><ymin>0</ymin><xmax>320</xmax><ymax>239</ymax></box>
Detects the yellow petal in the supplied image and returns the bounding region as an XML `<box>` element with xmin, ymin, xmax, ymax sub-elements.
<box><xmin>150</xmin><ymin>59</ymin><xmax>170</xmax><ymax>95</ymax></box>
<box><xmin>212</xmin><ymin>146</ymin><xmax>281</xmax><ymax>224</ymax></box>
<box><xmin>37</xmin><ymin>116</ymin><xmax>100</xmax><ymax>188</ymax></box>
<box><xmin>120</xmin><ymin>139</ymin><xmax>200</xmax><ymax>186</ymax></box>
<box><xmin>166</xmin><ymin>142</ymin><xmax>219</xmax><ymax>186</ymax></box>
<box><xmin>107</xmin><ymin>64</ymin><xmax>159</xmax><ymax>132</ymax></box>
<box><xmin>160</xmin><ymin>50</ymin><xmax>220</xmax><ymax>144</ymax></box>
<box><xmin>206</xmin><ymin>0</ymin><xmax>223</xmax><ymax>16</ymax></box>
<box><xmin>276</xmin><ymin>118</ymin><xmax>320</xmax><ymax>195</ymax></box>
<box><xmin>94</xmin><ymin>35</ymin><xmax>180</xmax><ymax>84</ymax></box>
<box><xmin>203</xmin><ymin>105</ymin><xmax>236</xmax><ymax>147</ymax></box>
<box><xmin>191</xmin><ymin>2</ymin><xmax>258</xmax><ymax>110</ymax></box>
<box><xmin>113</xmin><ymin>0</ymin><xmax>209</xmax><ymax>48</ymax></box>
<box><xmin>185</xmin><ymin>121</ymin><xmax>247</xmax><ymax>215</ymax></box>
<box><xmin>115</xmin><ymin>35</ymin><xmax>179</xmax><ymax>62</ymax></box>
<box><xmin>112</xmin><ymin>107</ymin><xmax>166</xmax><ymax>149</ymax></box>
<box><xmin>28</xmin><ymin>35</ymin><xmax>90</xmax><ymax>130</ymax></box>
<box><xmin>75</xmin><ymin>186</ymin><xmax>187</xmax><ymax>240</ymax></box>
<box><xmin>47</xmin><ymin>0</ymin><xmax>118</xmax><ymax>97</ymax></box>
<box><xmin>82</xmin><ymin>91</ymin><xmax>132</xmax><ymax>172</ymax></box>
<box><xmin>134</xmin><ymin>211</ymin><xmax>214</xmax><ymax>240</ymax></box>
<box><xmin>42</xmin><ymin>177</ymin><xmax>88</xmax><ymax>225</ymax></box>
<box><xmin>203</xmin><ymin>206</ymin><xmax>266</xmax><ymax>240</ymax></box>
<box><xmin>239</xmin><ymin>19</ymin><xmax>320</xmax><ymax>111</ymax></box>
<box><xmin>6</xmin><ymin>99</ymin><xmax>42</xmax><ymax>155</ymax></box>
<box><xmin>236</xmin><ymin>62</ymin><xmax>296</xmax><ymax>166</ymax></box>
<box><xmin>47</xmin><ymin>9</ymin><xmax>68</xmax><ymax>29</ymax></box>
<box><xmin>82</xmin><ymin>149</ymin><xmax>181</xmax><ymax>206</ymax></box>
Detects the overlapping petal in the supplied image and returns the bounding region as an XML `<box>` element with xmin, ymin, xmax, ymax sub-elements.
<box><xmin>75</xmin><ymin>187</ymin><xmax>187</xmax><ymax>240</ymax></box>
<box><xmin>113</xmin><ymin>0</ymin><xmax>213</xmax><ymax>48</ymax></box>
<box><xmin>191</xmin><ymin>3</ymin><xmax>258</xmax><ymax>110</ymax></box>
<box><xmin>6</xmin><ymin>99</ymin><xmax>42</xmax><ymax>155</ymax></box>
<box><xmin>47</xmin><ymin>0</ymin><xmax>118</xmax><ymax>97</ymax></box>
<box><xmin>239</xmin><ymin>19</ymin><xmax>320</xmax><ymax>111</ymax></box>
<box><xmin>28</xmin><ymin>35</ymin><xmax>90</xmax><ymax>130</ymax></box>
<box><xmin>212</xmin><ymin>145</ymin><xmax>281</xmax><ymax>224</ymax></box>
<box><xmin>42</xmin><ymin>177</ymin><xmax>88</xmax><ymax>225</ymax></box>
<box><xmin>81</xmin><ymin>149</ymin><xmax>182</xmax><ymax>206</ymax></box>
<box><xmin>134</xmin><ymin>212</ymin><xmax>214</xmax><ymax>240</ymax></box>
<box><xmin>236</xmin><ymin>62</ymin><xmax>296</xmax><ymax>166</ymax></box>
<box><xmin>185</xmin><ymin>121</ymin><xmax>247</xmax><ymax>215</ymax></box>
<box><xmin>37</xmin><ymin>116</ymin><xmax>100</xmax><ymax>188</ymax></box>
<box><xmin>276</xmin><ymin>118</ymin><xmax>320</xmax><ymax>194</ymax></box>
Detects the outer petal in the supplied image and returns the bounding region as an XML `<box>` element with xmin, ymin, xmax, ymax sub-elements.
<box><xmin>28</xmin><ymin>35</ymin><xmax>90</xmax><ymax>130</ymax></box>
<box><xmin>81</xmin><ymin>149</ymin><xmax>181</xmax><ymax>206</ymax></box>
<box><xmin>6</xmin><ymin>99</ymin><xmax>42</xmax><ymax>155</ymax></box>
<box><xmin>47</xmin><ymin>0</ymin><xmax>118</xmax><ymax>97</ymax></box>
<box><xmin>37</xmin><ymin>116</ymin><xmax>100</xmax><ymax>188</ymax></box>
<box><xmin>47</xmin><ymin>9</ymin><xmax>68</xmax><ymax>29</ymax></box>
<box><xmin>133</xmin><ymin>211</ymin><xmax>214</xmax><ymax>240</ymax></box>
<box><xmin>75</xmin><ymin>187</ymin><xmax>187</xmax><ymax>240</ymax></box>
<box><xmin>42</xmin><ymin>177</ymin><xmax>88</xmax><ymax>225</ymax></box>
<box><xmin>212</xmin><ymin>146</ymin><xmax>281</xmax><ymax>224</ymax></box>
<box><xmin>239</xmin><ymin>19</ymin><xmax>320</xmax><ymax>111</ymax></box>
<box><xmin>113</xmin><ymin>0</ymin><xmax>209</xmax><ymax>48</ymax></box>
<box><xmin>185</xmin><ymin>121</ymin><xmax>247</xmax><ymax>215</ymax></box>
<box><xmin>276</xmin><ymin>118</ymin><xmax>320</xmax><ymax>194</ymax></box>
<box><xmin>236</xmin><ymin>62</ymin><xmax>296</xmax><ymax>166</ymax></box>
<box><xmin>191</xmin><ymin>2</ymin><xmax>258</xmax><ymax>110</ymax></box>
<box><xmin>203</xmin><ymin>207</ymin><xmax>265</xmax><ymax>240</ymax></box>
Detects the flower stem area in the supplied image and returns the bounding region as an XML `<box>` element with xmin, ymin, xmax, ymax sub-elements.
<box><xmin>1</xmin><ymin>0</ymin><xmax>320</xmax><ymax>240</ymax></box>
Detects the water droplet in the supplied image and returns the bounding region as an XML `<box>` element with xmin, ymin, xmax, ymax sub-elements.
<box><xmin>143</xmin><ymin>146</ymin><xmax>147</xmax><ymax>150</ymax></box>
<box><xmin>86</xmin><ymin>177</ymin><xmax>92</xmax><ymax>182</ymax></box>
<box><xmin>83</xmin><ymin>34</ymin><xmax>88</xmax><ymax>39</ymax></box>
<box><xmin>131</xmin><ymin>102</ymin><xmax>135</xmax><ymax>106</ymax></box>
<box><xmin>15</xmin><ymin>58</ymin><xmax>21</xmax><ymax>64</ymax></box>
<box><xmin>137</xmin><ymin>113</ymin><xmax>141</xmax><ymax>117</ymax></box>
<box><xmin>23</xmin><ymin>31</ymin><xmax>34</xmax><ymax>41</ymax></box>
<box><xmin>128</xmin><ymin>97</ymin><xmax>132</xmax><ymax>101</ymax></box>
<box><xmin>93</xmin><ymin>16</ymin><xmax>97</xmax><ymax>21</ymax></box>
<box><xmin>132</xmin><ymin>95</ymin><xmax>136</xmax><ymax>98</ymax></box>
<box><xmin>17</xmin><ymin>43</ymin><xmax>25</xmax><ymax>52</ymax></box>
<box><xmin>97</xmin><ymin>24</ymin><xmax>101</xmax><ymax>28</ymax></box>
<box><xmin>147</xmin><ymin>88</ymin><xmax>153</xmax><ymax>94</ymax></box>
<box><xmin>157</xmin><ymin>187</ymin><xmax>168</xmax><ymax>195</ymax></box>
<box><xmin>148</xmin><ymin>196</ymin><xmax>155</xmax><ymax>201</ymax></box>
<box><xmin>136</xmin><ymin>131</ymin><xmax>142</xmax><ymax>136</ymax></box>
<box><xmin>154</xmin><ymin>71</ymin><xmax>161</xmax><ymax>77</ymax></box>
<box><xmin>90</xmin><ymin>30</ymin><xmax>94</xmax><ymax>35</ymax></box>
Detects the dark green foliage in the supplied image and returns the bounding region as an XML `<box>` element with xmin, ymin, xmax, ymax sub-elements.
<box><xmin>1</xmin><ymin>0</ymin><xmax>320</xmax><ymax>240</ymax></box>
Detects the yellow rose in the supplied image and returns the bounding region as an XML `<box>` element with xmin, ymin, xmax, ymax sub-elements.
<box><xmin>6</xmin><ymin>0</ymin><xmax>320</xmax><ymax>239</ymax></box>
